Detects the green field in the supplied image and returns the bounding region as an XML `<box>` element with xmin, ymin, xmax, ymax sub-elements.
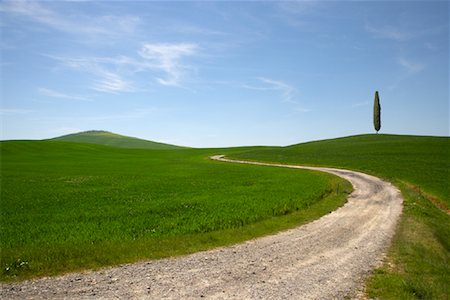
<box><xmin>2</xmin><ymin>133</ymin><xmax>448</xmax><ymax>298</ymax></box>
<box><xmin>230</xmin><ymin>134</ymin><xmax>450</xmax><ymax>299</ymax></box>
<box><xmin>0</xmin><ymin>140</ymin><xmax>350</xmax><ymax>281</ymax></box>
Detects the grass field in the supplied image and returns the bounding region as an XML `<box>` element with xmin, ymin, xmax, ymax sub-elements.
<box><xmin>51</xmin><ymin>130</ymin><xmax>183</xmax><ymax>150</ymax></box>
<box><xmin>230</xmin><ymin>134</ymin><xmax>450</xmax><ymax>299</ymax></box>
<box><xmin>0</xmin><ymin>140</ymin><xmax>351</xmax><ymax>281</ymax></box>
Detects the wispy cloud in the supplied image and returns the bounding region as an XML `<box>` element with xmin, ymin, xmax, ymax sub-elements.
<box><xmin>38</xmin><ymin>108</ymin><xmax>155</xmax><ymax>123</ymax></box>
<box><xmin>139</xmin><ymin>43</ymin><xmax>198</xmax><ymax>86</ymax></box>
<box><xmin>366</xmin><ymin>20</ymin><xmax>447</xmax><ymax>43</ymax></box>
<box><xmin>243</xmin><ymin>77</ymin><xmax>312</xmax><ymax>113</ymax></box>
<box><xmin>388</xmin><ymin>57</ymin><xmax>426</xmax><ymax>90</ymax></box>
<box><xmin>0</xmin><ymin>108</ymin><xmax>32</xmax><ymax>115</ymax></box>
<box><xmin>2</xmin><ymin>2</ymin><xmax>202</xmax><ymax>90</ymax></box>
<box><xmin>275</xmin><ymin>1</ymin><xmax>321</xmax><ymax>15</ymax></box>
<box><xmin>0</xmin><ymin>0</ymin><xmax>54</xmax><ymax>22</ymax></box>
<box><xmin>295</xmin><ymin>107</ymin><xmax>312</xmax><ymax>113</ymax></box>
<box><xmin>82</xmin><ymin>109</ymin><xmax>154</xmax><ymax>122</ymax></box>
<box><xmin>398</xmin><ymin>57</ymin><xmax>425</xmax><ymax>74</ymax></box>
<box><xmin>352</xmin><ymin>101</ymin><xmax>369</xmax><ymax>108</ymax></box>
<box><xmin>38</xmin><ymin>87</ymin><xmax>91</xmax><ymax>101</ymax></box>
<box><xmin>49</xmin><ymin>56</ymin><xmax>136</xmax><ymax>93</ymax></box>
<box><xmin>169</xmin><ymin>24</ymin><xmax>226</xmax><ymax>36</ymax></box>
<box><xmin>365</xmin><ymin>23</ymin><xmax>412</xmax><ymax>42</ymax></box>
<box><xmin>244</xmin><ymin>77</ymin><xmax>298</xmax><ymax>104</ymax></box>
<box><xmin>92</xmin><ymin>71</ymin><xmax>135</xmax><ymax>93</ymax></box>
<box><xmin>0</xmin><ymin>0</ymin><xmax>140</xmax><ymax>38</ymax></box>
<box><xmin>273</xmin><ymin>1</ymin><xmax>322</xmax><ymax>30</ymax></box>
<box><xmin>49</xmin><ymin>42</ymin><xmax>199</xmax><ymax>91</ymax></box>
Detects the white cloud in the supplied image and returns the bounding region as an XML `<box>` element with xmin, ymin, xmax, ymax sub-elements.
<box><xmin>38</xmin><ymin>87</ymin><xmax>91</xmax><ymax>101</ymax></box>
<box><xmin>83</xmin><ymin>109</ymin><xmax>153</xmax><ymax>122</ymax></box>
<box><xmin>50</xmin><ymin>42</ymin><xmax>199</xmax><ymax>91</ymax></box>
<box><xmin>139</xmin><ymin>43</ymin><xmax>198</xmax><ymax>86</ymax></box>
<box><xmin>366</xmin><ymin>19</ymin><xmax>447</xmax><ymax>43</ymax></box>
<box><xmin>242</xmin><ymin>84</ymin><xmax>276</xmax><ymax>91</ymax></box>
<box><xmin>0</xmin><ymin>0</ymin><xmax>52</xmax><ymax>21</ymax></box>
<box><xmin>295</xmin><ymin>107</ymin><xmax>312</xmax><ymax>113</ymax></box>
<box><xmin>398</xmin><ymin>57</ymin><xmax>425</xmax><ymax>74</ymax></box>
<box><xmin>388</xmin><ymin>57</ymin><xmax>426</xmax><ymax>90</ymax></box>
<box><xmin>0</xmin><ymin>0</ymin><xmax>140</xmax><ymax>38</ymax></box>
<box><xmin>2</xmin><ymin>2</ymin><xmax>201</xmax><ymax>90</ymax></box>
<box><xmin>169</xmin><ymin>24</ymin><xmax>226</xmax><ymax>36</ymax></box>
<box><xmin>273</xmin><ymin>1</ymin><xmax>322</xmax><ymax>30</ymax></box>
<box><xmin>0</xmin><ymin>108</ymin><xmax>32</xmax><ymax>115</ymax></box>
<box><xmin>276</xmin><ymin>1</ymin><xmax>321</xmax><ymax>15</ymax></box>
<box><xmin>256</xmin><ymin>77</ymin><xmax>298</xmax><ymax>104</ymax></box>
<box><xmin>365</xmin><ymin>23</ymin><xmax>412</xmax><ymax>42</ymax></box>
<box><xmin>92</xmin><ymin>71</ymin><xmax>135</xmax><ymax>94</ymax></box>
<box><xmin>38</xmin><ymin>108</ymin><xmax>155</xmax><ymax>123</ymax></box>
<box><xmin>243</xmin><ymin>77</ymin><xmax>311</xmax><ymax>112</ymax></box>
<box><xmin>50</xmin><ymin>56</ymin><xmax>135</xmax><ymax>93</ymax></box>
<box><xmin>352</xmin><ymin>101</ymin><xmax>369</xmax><ymax>108</ymax></box>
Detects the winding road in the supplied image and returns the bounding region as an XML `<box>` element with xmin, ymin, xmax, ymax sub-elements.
<box><xmin>1</xmin><ymin>156</ymin><xmax>403</xmax><ymax>299</ymax></box>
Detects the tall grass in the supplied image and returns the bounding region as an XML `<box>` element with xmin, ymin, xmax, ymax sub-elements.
<box><xmin>0</xmin><ymin>141</ymin><xmax>351</xmax><ymax>281</ymax></box>
<box><xmin>366</xmin><ymin>182</ymin><xmax>449</xmax><ymax>299</ymax></box>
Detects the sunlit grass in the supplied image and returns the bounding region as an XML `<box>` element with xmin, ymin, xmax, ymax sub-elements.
<box><xmin>0</xmin><ymin>141</ymin><xmax>351</xmax><ymax>281</ymax></box>
<box><xmin>366</xmin><ymin>182</ymin><xmax>449</xmax><ymax>299</ymax></box>
<box><xmin>230</xmin><ymin>134</ymin><xmax>450</xmax><ymax>299</ymax></box>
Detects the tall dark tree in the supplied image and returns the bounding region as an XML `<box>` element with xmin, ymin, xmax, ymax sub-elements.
<box><xmin>373</xmin><ymin>91</ymin><xmax>381</xmax><ymax>133</ymax></box>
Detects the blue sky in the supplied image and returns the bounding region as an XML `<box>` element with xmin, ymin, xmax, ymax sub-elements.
<box><xmin>1</xmin><ymin>0</ymin><xmax>448</xmax><ymax>147</ymax></box>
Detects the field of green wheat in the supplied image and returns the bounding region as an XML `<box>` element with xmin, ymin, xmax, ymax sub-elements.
<box><xmin>0</xmin><ymin>139</ymin><xmax>350</xmax><ymax>281</ymax></box>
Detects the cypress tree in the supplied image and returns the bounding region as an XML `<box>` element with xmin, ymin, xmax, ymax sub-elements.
<box><xmin>373</xmin><ymin>91</ymin><xmax>381</xmax><ymax>133</ymax></box>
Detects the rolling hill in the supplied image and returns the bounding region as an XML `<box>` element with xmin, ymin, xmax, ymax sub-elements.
<box><xmin>230</xmin><ymin>133</ymin><xmax>450</xmax><ymax>299</ymax></box>
<box><xmin>231</xmin><ymin>134</ymin><xmax>449</xmax><ymax>206</ymax></box>
<box><xmin>51</xmin><ymin>130</ymin><xmax>183</xmax><ymax>150</ymax></box>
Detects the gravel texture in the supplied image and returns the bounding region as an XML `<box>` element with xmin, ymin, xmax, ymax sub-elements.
<box><xmin>1</xmin><ymin>155</ymin><xmax>403</xmax><ymax>299</ymax></box>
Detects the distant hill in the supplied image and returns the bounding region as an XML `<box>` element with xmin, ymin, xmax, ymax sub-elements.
<box><xmin>52</xmin><ymin>130</ymin><xmax>183</xmax><ymax>150</ymax></box>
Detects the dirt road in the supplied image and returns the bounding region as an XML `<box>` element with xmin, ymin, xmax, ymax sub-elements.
<box><xmin>1</xmin><ymin>156</ymin><xmax>403</xmax><ymax>299</ymax></box>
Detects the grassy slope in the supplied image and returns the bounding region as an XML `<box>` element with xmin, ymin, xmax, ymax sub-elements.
<box><xmin>52</xmin><ymin>130</ymin><xmax>183</xmax><ymax>150</ymax></box>
<box><xmin>0</xmin><ymin>141</ymin><xmax>351</xmax><ymax>281</ymax></box>
<box><xmin>230</xmin><ymin>134</ymin><xmax>449</xmax><ymax>299</ymax></box>
<box><xmin>231</xmin><ymin>134</ymin><xmax>449</xmax><ymax>206</ymax></box>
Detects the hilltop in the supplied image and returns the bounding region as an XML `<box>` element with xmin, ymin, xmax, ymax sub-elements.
<box><xmin>51</xmin><ymin>130</ymin><xmax>183</xmax><ymax>150</ymax></box>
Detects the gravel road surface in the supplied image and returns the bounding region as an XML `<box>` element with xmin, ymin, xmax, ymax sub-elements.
<box><xmin>1</xmin><ymin>155</ymin><xmax>403</xmax><ymax>299</ymax></box>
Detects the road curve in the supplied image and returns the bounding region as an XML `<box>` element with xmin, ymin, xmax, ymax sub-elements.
<box><xmin>1</xmin><ymin>155</ymin><xmax>403</xmax><ymax>299</ymax></box>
